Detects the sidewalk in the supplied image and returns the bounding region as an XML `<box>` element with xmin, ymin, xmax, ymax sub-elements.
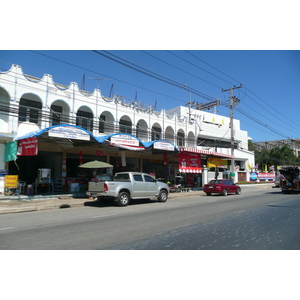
<box><xmin>0</xmin><ymin>190</ymin><xmax>204</xmax><ymax>215</ymax></box>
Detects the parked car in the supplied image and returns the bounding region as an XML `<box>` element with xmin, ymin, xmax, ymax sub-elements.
<box><xmin>86</xmin><ymin>172</ymin><xmax>169</xmax><ymax>206</ymax></box>
<box><xmin>203</xmin><ymin>179</ymin><xmax>241</xmax><ymax>196</ymax></box>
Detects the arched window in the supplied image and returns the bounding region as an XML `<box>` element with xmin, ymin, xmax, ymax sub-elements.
<box><xmin>18</xmin><ymin>98</ymin><xmax>42</xmax><ymax>124</ymax></box>
<box><xmin>151</xmin><ymin>123</ymin><xmax>162</xmax><ymax>140</ymax></box>
<box><xmin>119</xmin><ymin>116</ymin><xmax>132</xmax><ymax>134</ymax></box>
<box><xmin>76</xmin><ymin>107</ymin><xmax>93</xmax><ymax>131</ymax></box>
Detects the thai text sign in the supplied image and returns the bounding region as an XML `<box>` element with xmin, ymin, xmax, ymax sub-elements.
<box><xmin>111</xmin><ymin>135</ymin><xmax>139</xmax><ymax>146</ymax></box>
<box><xmin>5</xmin><ymin>175</ymin><xmax>18</xmax><ymax>188</ymax></box>
<box><xmin>258</xmin><ymin>173</ymin><xmax>275</xmax><ymax>180</ymax></box>
<box><xmin>207</xmin><ymin>157</ymin><xmax>228</xmax><ymax>168</ymax></box>
<box><xmin>153</xmin><ymin>141</ymin><xmax>174</xmax><ymax>151</ymax></box>
<box><xmin>250</xmin><ymin>172</ymin><xmax>275</xmax><ymax>180</ymax></box>
<box><xmin>49</xmin><ymin>126</ymin><xmax>90</xmax><ymax>140</ymax></box>
<box><xmin>179</xmin><ymin>153</ymin><xmax>202</xmax><ymax>170</ymax></box>
<box><xmin>17</xmin><ymin>137</ymin><xmax>38</xmax><ymax>156</ymax></box>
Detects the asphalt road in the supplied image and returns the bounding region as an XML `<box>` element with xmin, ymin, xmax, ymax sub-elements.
<box><xmin>1</xmin><ymin>185</ymin><xmax>299</xmax><ymax>249</ymax></box>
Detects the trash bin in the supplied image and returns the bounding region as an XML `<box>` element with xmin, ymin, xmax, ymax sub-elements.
<box><xmin>27</xmin><ymin>184</ymin><xmax>34</xmax><ymax>196</ymax></box>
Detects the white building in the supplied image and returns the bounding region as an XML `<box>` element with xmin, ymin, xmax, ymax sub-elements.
<box><xmin>0</xmin><ymin>64</ymin><xmax>254</xmax><ymax>194</ymax></box>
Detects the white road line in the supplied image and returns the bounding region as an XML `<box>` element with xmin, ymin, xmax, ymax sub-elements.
<box><xmin>0</xmin><ymin>227</ymin><xmax>15</xmax><ymax>231</ymax></box>
<box><xmin>92</xmin><ymin>214</ymin><xmax>117</xmax><ymax>219</ymax></box>
<box><xmin>233</xmin><ymin>210</ymin><xmax>246</xmax><ymax>214</ymax></box>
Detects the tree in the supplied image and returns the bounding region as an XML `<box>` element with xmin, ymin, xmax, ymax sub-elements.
<box><xmin>255</xmin><ymin>148</ymin><xmax>271</xmax><ymax>171</ymax></box>
<box><xmin>248</xmin><ymin>140</ymin><xmax>255</xmax><ymax>151</ymax></box>
<box><xmin>280</xmin><ymin>145</ymin><xmax>297</xmax><ymax>165</ymax></box>
<box><xmin>255</xmin><ymin>146</ymin><xmax>298</xmax><ymax>171</ymax></box>
<box><xmin>270</xmin><ymin>147</ymin><xmax>282</xmax><ymax>170</ymax></box>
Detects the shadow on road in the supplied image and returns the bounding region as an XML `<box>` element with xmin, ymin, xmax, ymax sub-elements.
<box><xmin>84</xmin><ymin>198</ymin><xmax>158</xmax><ymax>207</ymax></box>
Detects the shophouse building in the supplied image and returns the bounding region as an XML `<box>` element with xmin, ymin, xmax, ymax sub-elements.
<box><xmin>0</xmin><ymin>64</ymin><xmax>255</xmax><ymax>194</ymax></box>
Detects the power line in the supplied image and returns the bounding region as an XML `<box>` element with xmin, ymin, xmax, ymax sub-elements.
<box><xmin>93</xmin><ymin>50</ymin><xmax>215</xmax><ymax>101</ymax></box>
<box><xmin>167</xmin><ymin>50</ymin><xmax>236</xmax><ymax>86</ymax></box>
<box><xmin>184</xmin><ymin>51</ymin><xmax>240</xmax><ymax>84</ymax></box>
<box><xmin>236</xmin><ymin>107</ymin><xmax>290</xmax><ymax>139</ymax></box>
<box><xmin>179</xmin><ymin>52</ymin><xmax>300</xmax><ymax>138</ymax></box>
<box><xmin>140</xmin><ymin>50</ymin><xmax>223</xmax><ymax>89</ymax></box>
<box><xmin>27</xmin><ymin>51</ymin><xmax>189</xmax><ymax>104</ymax></box>
<box><xmin>244</xmin><ymin>85</ymin><xmax>300</xmax><ymax>129</ymax></box>
<box><xmin>238</xmin><ymin>99</ymin><xmax>300</xmax><ymax>136</ymax></box>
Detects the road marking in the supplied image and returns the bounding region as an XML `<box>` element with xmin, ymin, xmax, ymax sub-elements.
<box><xmin>92</xmin><ymin>214</ymin><xmax>117</xmax><ymax>219</ymax></box>
<box><xmin>233</xmin><ymin>210</ymin><xmax>246</xmax><ymax>214</ymax></box>
<box><xmin>0</xmin><ymin>227</ymin><xmax>15</xmax><ymax>231</ymax></box>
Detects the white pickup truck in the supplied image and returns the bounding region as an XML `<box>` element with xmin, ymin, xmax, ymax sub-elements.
<box><xmin>86</xmin><ymin>172</ymin><xmax>169</xmax><ymax>206</ymax></box>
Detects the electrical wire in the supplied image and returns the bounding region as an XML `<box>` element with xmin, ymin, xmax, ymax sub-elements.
<box><xmin>140</xmin><ymin>50</ymin><xmax>223</xmax><ymax>89</ymax></box>
<box><xmin>20</xmin><ymin>52</ymin><xmax>190</xmax><ymax>105</ymax></box>
<box><xmin>185</xmin><ymin>50</ymin><xmax>240</xmax><ymax>85</ymax></box>
<box><xmin>181</xmin><ymin>51</ymin><xmax>300</xmax><ymax>134</ymax></box>
<box><xmin>167</xmin><ymin>50</ymin><xmax>237</xmax><ymax>87</ymax></box>
<box><xmin>93</xmin><ymin>50</ymin><xmax>215</xmax><ymax>101</ymax></box>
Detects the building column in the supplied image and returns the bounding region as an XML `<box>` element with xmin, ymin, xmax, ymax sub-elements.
<box><xmin>202</xmin><ymin>167</ymin><xmax>208</xmax><ymax>186</ymax></box>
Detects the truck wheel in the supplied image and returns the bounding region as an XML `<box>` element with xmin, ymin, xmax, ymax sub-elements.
<box><xmin>158</xmin><ymin>189</ymin><xmax>168</xmax><ymax>202</ymax></box>
<box><xmin>117</xmin><ymin>192</ymin><xmax>130</xmax><ymax>206</ymax></box>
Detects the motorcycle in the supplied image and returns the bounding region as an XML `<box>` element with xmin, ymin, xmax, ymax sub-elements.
<box><xmin>169</xmin><ymin>184</ymin><xmax>182</xmax><ymax>193</ymax></box>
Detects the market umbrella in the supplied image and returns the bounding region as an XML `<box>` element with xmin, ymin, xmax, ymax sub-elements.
<box><xmin>79</xmin><ymin>160</ymin><xmax>113</xmax><ymax>168</ymax></box>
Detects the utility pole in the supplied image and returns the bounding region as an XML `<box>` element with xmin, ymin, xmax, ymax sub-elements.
<box><xmin>222</xmin><ymin>84</ymin><xmax>242</xmax><ymax>181</ymax></box>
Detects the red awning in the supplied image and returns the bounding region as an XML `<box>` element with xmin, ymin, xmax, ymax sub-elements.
<box><xmin>179</xmin><ymin>147</ymin><xmax>234</xmax><ymax>158</ymax></box>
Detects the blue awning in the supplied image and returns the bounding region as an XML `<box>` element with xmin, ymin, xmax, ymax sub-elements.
<box><xmin>14</xmin><ymin>126</ymin><xmax>179</xmax><ymax>153</ymax></box>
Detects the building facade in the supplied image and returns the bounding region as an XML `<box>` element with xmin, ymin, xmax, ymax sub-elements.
<box><xmin>0</xmin><ymin>64</ymin><xmax>255</xmax><ymax>194</ymax></box>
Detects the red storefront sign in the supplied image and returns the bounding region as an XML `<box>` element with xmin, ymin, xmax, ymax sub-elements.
<box><xmin>179</xmin><ymin>152</ymin><xmax>202</xmax><ymax>173</ymax></box>
<box><xmin>17</xmin><ymin>137</ymin><xmax>38</xmax><ymax>156</ymax></box>
<box><xmin>163</xmin><ymin>154</ymin><xmax>168</xmax><ymax>166</ymax></box>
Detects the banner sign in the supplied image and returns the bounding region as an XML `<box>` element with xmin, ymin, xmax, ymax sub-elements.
<box><xmin>110</xmin><ymin>134</ymin><xmax>145</xmax><ymax>150</ymax></box>
<box><xmin>5</xmin><ymin>175</ymin><xmax>18</xmax><ymax>188</ymax></box>
<box><xmin>153</xmin><ymin>141</ymin><xmax>175</xmax><ymax>151</ymax></box>
<box><xmin>49</xmin><ymin>126</ymin><xmax>90</xmax><ymax>141</ymax></box>
<box><xmin>4</xmin><ymin>141</ymin><xmax>17</xmax><ymax>162</ymax></box>
<box><xmin>111</xmin><ymin>134</ymin><xmax>139</xmax><ymax>147</ymax></box>
<box><xmin>179</xmin><ymin>153</ymin><xmax>202</xmax><ymax>173</ymax></box>
<box><xmin>207</xmin><ymin>157</ymin><xmax>228</xmax><ymax>168</ymax></box>
<box><xmin>258</xmin><ymin>173</ymin><xmax>275</xmax><ymax>180</ymax></box>
<box><xmin>250</xmin><ymin>172</ymin><xmax>275</xmax><ymax>181</ymax></box>
<box><xmin>17</xmin><ymin>137</ymin><xmax>38</xmax><ymax>156</ymax></box>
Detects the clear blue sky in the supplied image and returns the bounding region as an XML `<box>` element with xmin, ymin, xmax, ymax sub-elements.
<box><xmin>1</xmin><ymin>2</ymin><xmax>299</xmax><ymax>143</ymax></box>
<box><xmin>1</xmin><ymin>50</ymin><xmax>299</xmax><ymax>143</ymax></box>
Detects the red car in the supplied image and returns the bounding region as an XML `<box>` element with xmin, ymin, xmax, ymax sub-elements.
<box><xmin>203</xmin><ymin>179</ymin><xmax>241</xmax><ymax>196</ymax></box>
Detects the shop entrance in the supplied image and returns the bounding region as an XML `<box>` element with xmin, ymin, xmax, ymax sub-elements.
<box><xmin>8</xmin><ymin>151</ymin><xmax>62</xmax><ymax>184</ymax></box>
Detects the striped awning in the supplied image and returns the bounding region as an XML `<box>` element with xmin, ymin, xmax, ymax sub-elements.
<box><xmin>179</xmin><ymin>147</ymin><xmax>234</xmax><ymax>158</ymax></box>
<box><xmin>179</xmin><ymin>167</ymin><xmax>202</xmax><ymax>173</ymax></box>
